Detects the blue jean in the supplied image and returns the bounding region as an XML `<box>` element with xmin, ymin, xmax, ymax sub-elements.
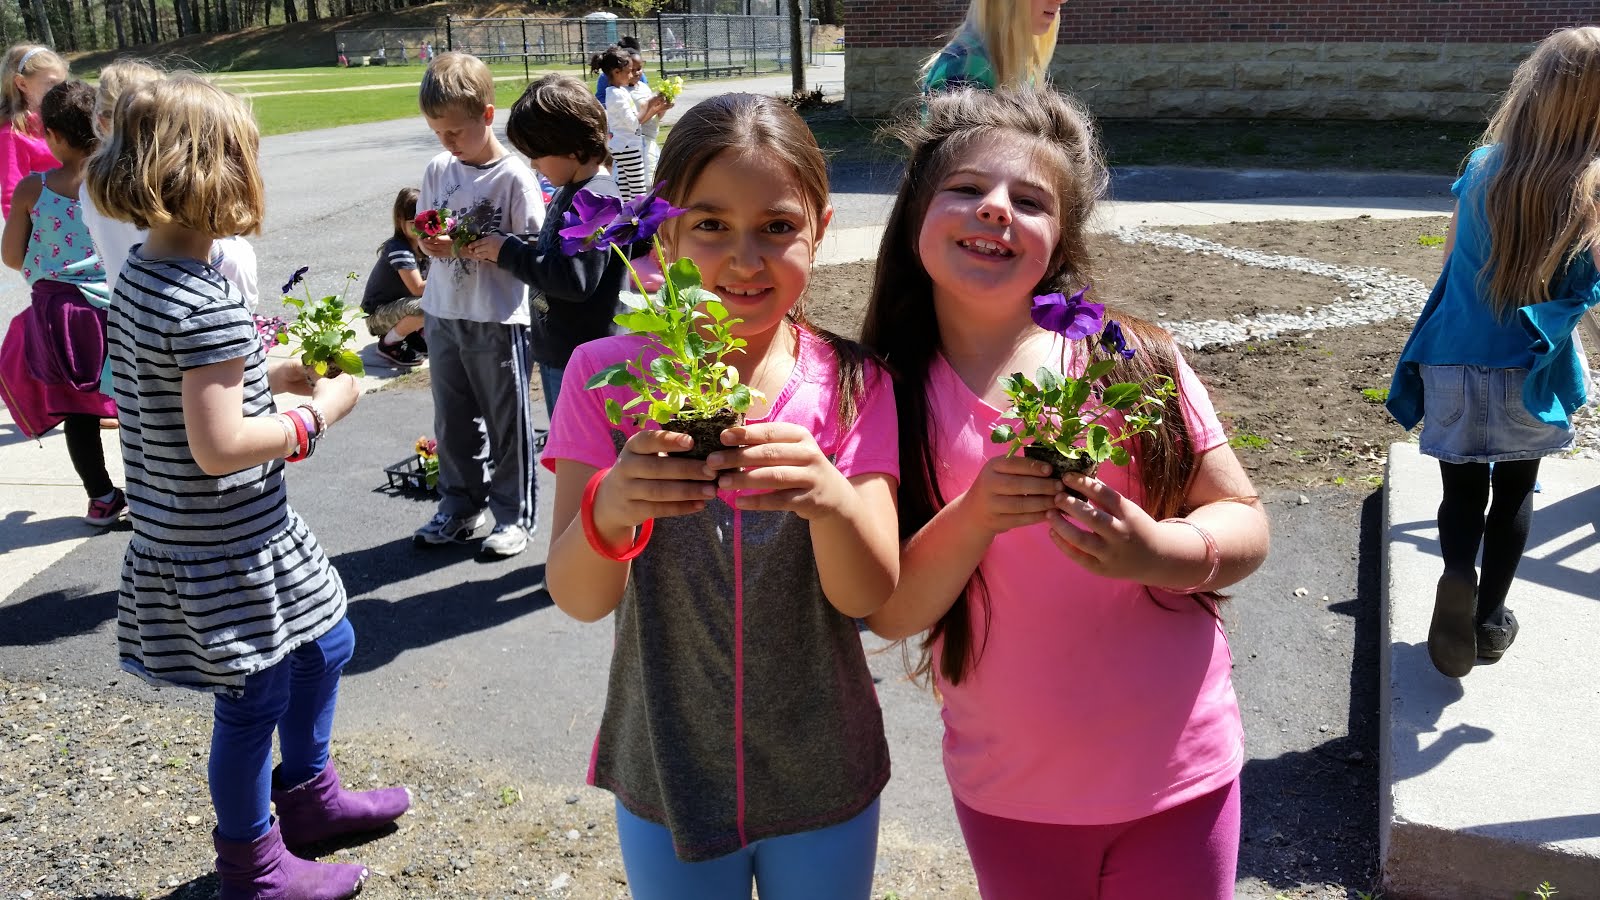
<box><xmin>539</xmin><ymin>363</ymin><xmax>563</xmax><ymax>422</ymax></box>
<box><xmin>614</xmin><ymin>797</ymin><xmax>880</xmax><ymax>900</ymax></box>
<box><xmin>210</xmin><ymin>617</ymin><xmax>355</xmax><ymax>842</ymax></box>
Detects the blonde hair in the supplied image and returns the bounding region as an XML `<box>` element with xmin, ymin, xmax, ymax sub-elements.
<box><xmin>1480</xmin><ymin>26</ymin><xmax>1600</xmax><ymax>316</ymax></box>
<box><xmin>419</xmin><ymin>52</ymin><xmax>494</xmax><ymax>118</ymax></box>
<box><xmin>86</xmin><ymin>73</ymin><xmax>264</xmax><ymax>237</ymax></box>
<box><xmin>922</xmin><ymin>0</ymin><xmax>1060</xmax><ymax>90</ymax></box>
<box><xmin>93</xmin><ymin>59</ymin><xmax>161</xmax><ymax>130</ymax></box>
<box><xmin>1</xmin><ymin>44</ymin><xmax>69</xmax><ymax>133</ymax></box>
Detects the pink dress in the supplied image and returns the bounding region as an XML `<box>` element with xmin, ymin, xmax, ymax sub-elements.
<box><xmin>0</xmin><ymin>117</ymin><xmax>58</xmax><ymax>218</ymax></box>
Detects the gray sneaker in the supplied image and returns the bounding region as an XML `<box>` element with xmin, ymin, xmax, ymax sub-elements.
<box><xmin>414</xmin><ymin>510</ymin><xmax>487</xmax><ymax>546</ymax></box>
<box><xmin>480</xmin><ymin>523</ymin><xmax>530</xmax><ymax>558</ymax></box>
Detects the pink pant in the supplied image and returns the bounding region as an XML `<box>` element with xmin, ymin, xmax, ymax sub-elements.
<box><xmin>954</xmin><ymin>779</ymin><xmax>1240</xmax><ymax>900</ymax></box>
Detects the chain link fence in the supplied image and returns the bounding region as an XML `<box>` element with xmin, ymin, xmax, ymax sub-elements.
<box><xmin>332</xmin><ymin>26</ymin><xmax>445</xmax><ymax>67</ymax></box>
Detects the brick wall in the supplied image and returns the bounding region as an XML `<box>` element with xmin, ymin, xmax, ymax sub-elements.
<box><xmin>844</xmin><ymin>0</ymin><xmax>1596</xmax><ymax>119</ymax></box>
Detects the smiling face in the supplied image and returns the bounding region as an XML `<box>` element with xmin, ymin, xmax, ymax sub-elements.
<box><xmin>1030</xmin><ymin>0</ymin><xmax>1066</xmax><ymax>36</ymax></box>
<box><xmin>917</xmin><ymin>133</ymin><xmax>1065</xmax><ymax>326</ymax></box>
<box><xmin>425</xmin><ymin>104</ymin><xmax>496</xmax><ymax>165</ymax></box>
<box><xmin>665</xmin><ymin>149</ymin><xmax>830</xmax><ymax>340</ymax></box>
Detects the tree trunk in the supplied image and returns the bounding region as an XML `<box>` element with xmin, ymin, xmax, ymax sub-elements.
<box><xmin>147</xmin><ymin>0</ymin><xmax>160</xmax><ymax>40</ymax></box>
<box><xmin>305</xmin><ymin>0</ymin><xmax>319</xmax><ymax>21</ymax></box>
<box><xmin>284</xmin><ymin>0</ymin><xmax>298</xmax><ymax>22</ymax></box>
<box><xmin>788</xmin><ymin>0</ymin><xmax>804</xmax><ymax>95</ymax></box>
<box><xmin>27</xmin><ymin>0</ymin><xmax>56</xmax><ymax>47</ymax></box>
<box><xmin>78</xmin><ymin>0</ymin><xmax>97</xmax><ymax>47</ymax></box>
<box><xmin>173</xmin><ymin>0</ymin><xmax>191</xmax><ymax>36</ymax></box>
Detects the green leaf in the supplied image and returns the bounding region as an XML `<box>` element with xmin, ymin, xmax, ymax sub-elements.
<box><xmin>1084</xmin><ymin>359</ymin><xmax>1117</xmax><ymax>382</ymax></box>
<box><xmin>649</xmin><ymin>355</ymin><xmax>678</xmax><ymax>383</ymax></box>
<box><xmin>335</xmin><ymin>349</ymin><xmax>364</xmax><ymax>376</ymax></box>
<box><xmin>1085</xmin><ymin>424</ymin><xmax>1112</xmax><ymax>461</ymax></box>
<box><xmin>586</xmin><ymin>363</ymin><xmax>636</xmax><ymax>389</ymax></box>
<box><xmin>666</xmin><ymin>257</ymin><xmax>702</xmax><ymax>291</ymax></box>
<box><xmin>684</xmin><ymin>331</ymin><xmax>707</xmax><ymax>361</ymax></box>
<box><xmin>999</xmin><ymin>372</ymin><xmax>1027</xmax><ymax>394</ymax></box>
<box><xmin>991</xmin><ymin>424</ymin><xmax>1016</xmax><ymax>444</ymax></box>
<box><xmin>604</xmin><ymin>398</ymin><xmax>624</xmax><ymax>425</ymax></box>
<box><xmin>1062</xmin><ymin>380</ymin><xmax>1092</xmax><ymax>413</ymax></box>
<box><xmin>648</xmin><ymin>400</ymin><xmax>678</xmax><ymax>424</ymax></box>
<box><xmin>704</xmin><ymin>300</ymin><xmax>728</xmax><ymax>322</ymax></box>
<box><xmin>615</xmin><ymin>309</ymin><xmax>670</xmax><ymax>335</ymax></box>
<box><xmin>1101</xmin><ymin>382</ymin><xmax>1143</xmax><ymax>409</ymax></box>
<box><xmin>1035</xmin><ymin>367</ymin><xmax>1062</xmax><ymax>392</ymax></box>
<box><xmin>727</xmin><ymin>383</ymin><xmax>753</xmax><ymax>412</ymax></box>
<box><xmin>1109</xmin><ymin>446</ymin><xmax>1131</xmax><ymax>467</ymax></box>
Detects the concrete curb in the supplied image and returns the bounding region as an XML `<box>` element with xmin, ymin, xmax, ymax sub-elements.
<box><xmin>1381</xmin><ymin>442</ymin><xmax>1600</xmax><ymax>899</ymax></box>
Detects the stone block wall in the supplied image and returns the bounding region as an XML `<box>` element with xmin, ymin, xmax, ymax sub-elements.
<box><xmin>843</xmin><ymin>1</ymin><xmax>1594</xmax><ymax>120</ymax></box>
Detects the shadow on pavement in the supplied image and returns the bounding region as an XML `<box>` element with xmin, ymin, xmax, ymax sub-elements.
<box><xmin>0</xmin><ymin>584</ymin><xmax>117</xmax><ymax>647</ymax></box>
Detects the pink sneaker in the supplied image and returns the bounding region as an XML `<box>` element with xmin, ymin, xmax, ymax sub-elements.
<box><xmin>85</xmin><ymin>488</ymin><xmax>128</xmax><ymax>526</ymax></box>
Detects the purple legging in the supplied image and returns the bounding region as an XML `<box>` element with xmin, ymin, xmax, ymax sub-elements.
<box><xmin>954</xmin><ymin>778</ymin><xmax>1240</xmax><ymax>900</ymax></box>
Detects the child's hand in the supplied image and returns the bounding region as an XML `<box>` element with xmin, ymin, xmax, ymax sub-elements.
<box><xmin>417</xmin><ymin>234</ymin><xmax>456</xmax><ymax>258</ymax></box>
<box><xmin>960</xmin><ymin>454</ymin><xmax>1063</xmax><ymax>537</ymax></box>
<box><xmin>592</xmin><ymin>430</ymin><xmax>718</xmax><ymax>533</ymax></box>
<box><xmin>464</xmin><ymin>233</ymin><xmax>507</xmax><ymax>263</ymax></box>
<box><xmin>706</xmin><ymin>423</ymin><xmax>851</xmax><ymax>521</ymax></box>
<box><xmin>1045</xmin><ymin>473</ymin><xmax>1167</xmax><ymax>580</ymax></box>
<box><xmin>309</xmin><ymin>372</ymin><xmax>361</xmax><ymax>427</ymax></box>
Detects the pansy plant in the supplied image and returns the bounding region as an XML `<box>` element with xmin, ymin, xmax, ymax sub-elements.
<box><xmin>989</xmin><ymin>286</ymin><xmax>1175</xmax><ymax>475</ymax></box>
<box><xmin>564</xmin><ymin>183</ymin><xmax>763</xmax><ymax>447</ymax></box>
<box><xmin>276</xmin><ymin>268</ymin><xmax>366</xmax><ymax>378</ymax></box>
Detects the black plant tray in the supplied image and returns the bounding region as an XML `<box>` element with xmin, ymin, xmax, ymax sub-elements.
<box><xmin>383</xmin><ymin>455</ymin><xmax>436</xmax><ymax>494</ymax></box>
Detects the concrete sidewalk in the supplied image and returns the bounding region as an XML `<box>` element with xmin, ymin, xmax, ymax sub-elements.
<box><xmin>1382</xmin><ymin>442</ymin><xmax>1600</xmax><ymax>899</ymax></box>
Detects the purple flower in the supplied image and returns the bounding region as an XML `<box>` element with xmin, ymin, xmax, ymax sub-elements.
<box><xmin>1031</xmin><ymin>285</ymin><xmax>1103</xmax><ymax>340</ymax></box>
<box><xmin>281</xmin><ymin>266</ymin><xmax>309</xmax><ymax>295</ymax></box>
<box><xmin>1098</xmin><ymin>319</ymin><xmax>1137</xmax><ymax>360</ymax></box>
<box><xmin>558</xmin><ymin>188</ymin><xmax>623</xmax><ymax>255</ymax></box>
<box><xmin>597</xmin><ymin>182</ymin><xmax>685</xmax><ymax>249</ymax></box>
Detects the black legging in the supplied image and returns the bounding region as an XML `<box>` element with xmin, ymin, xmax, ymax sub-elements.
<box><xmin>1437</xmin><ymin>459</ymin><xmax>1540</xmax><ymax>628</ymax></box>
<box><xmin>62</xmin><ymin>413</ymin><xmax>114</xmax><ymax>499</ymax></box>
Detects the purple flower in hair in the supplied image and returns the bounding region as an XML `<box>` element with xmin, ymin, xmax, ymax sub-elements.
<box><xmin>1030</xmin><ymin>285</ymin><xmax>1103</xmax><ymax>340</ymax></box>
<box><xmin>559</xmin><ymin>188</ymin><xmax>623</xmax><ymax>255</ymax></box>
<box><xmin>1098</xmin><ymin>319</ymin><xmax>1137</xmax><ymax>360</ymax></box>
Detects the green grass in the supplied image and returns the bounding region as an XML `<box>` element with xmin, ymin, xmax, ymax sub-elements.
<box><xmin>1417</xmin><ymin>233</ymin><xmax>1446</xmax><ymax>247</ymax></box>
<box><xmin>239</xmin><ymin>71</ymin><xmax>546</xmax><ymax>135</ymax></box>
<box><xmin>1360</xmin><ymin>387</ymin><xmax>1390</xmax><ymax>404</ymax></box>
<box><xmin>1229</xmin><ymin>432</ymin><xmax>1271</xmax><ymax>451</ymax></box>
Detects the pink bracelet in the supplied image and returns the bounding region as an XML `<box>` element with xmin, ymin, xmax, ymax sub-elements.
<box><xmin>1160</xmin><ymin>517</ymin><xmax>1221</xmax><ymax>594</ymax></box>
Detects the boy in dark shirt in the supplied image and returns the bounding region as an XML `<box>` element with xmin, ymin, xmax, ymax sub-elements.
<box><xmin>463</xmin><ymin>73</ymin><xmax>632</xmax><ymax>421</ymax></box>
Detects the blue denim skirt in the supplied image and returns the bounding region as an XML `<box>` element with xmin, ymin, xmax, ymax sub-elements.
<box><xmin>1418</xmin><ymin>365</ymin><xmax>1573</xmax><ymax>463</ymax></box>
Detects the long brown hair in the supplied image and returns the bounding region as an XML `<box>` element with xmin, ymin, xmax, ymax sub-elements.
<box><xmin>653</xmin><ymin>92</ymin><xmax>869</xmax><ymax>428</ymax></box>
<box><xmin>1481</xmin><ymin>26</ymin><xmax>1600</xmax><ymax>316</ymax></box>
<box><xmin>859</xmin><ymin>86</ymin><xmax>1213</xmax><ymax>686</ymax></box>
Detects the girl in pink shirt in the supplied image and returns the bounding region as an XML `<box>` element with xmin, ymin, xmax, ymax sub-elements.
<box><xmin>0</xmin><ymin>44</ymin><xmax>66</xmax><ymax>218</ymax></box>
<box><xmin>861</xmin><ymin>86</ymin><xmax>1271</xmax><ymax>899</ymax></box>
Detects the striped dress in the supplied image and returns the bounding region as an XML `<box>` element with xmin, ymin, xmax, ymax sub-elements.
<box><xmin>107</xmin><ymin>250</ymin><xmax>347</xmax><ymax>697</ymax></box>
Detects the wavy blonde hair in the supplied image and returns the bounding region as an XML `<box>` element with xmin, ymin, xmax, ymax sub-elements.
<box><xmin>86</xmin><ymin>73</ymin><xmax>263</xmax><ymax>236</ymax></box>
<box><xmin>92</xmin><ymin>59</ymin><xmax>161</xmax><ymax>136</ymax></box>
<box><xmin>1481</xmin><ymin>26</ymin><xmax>1600</xmax><ymax>316</ymax></box>
<box><xmin>922</xmin><ymin>0</ymin><xmax>1060</xmax><ymax>90</ymax></box>
<box><xmin>1</xmin><ymin>44</ymin><xmax>69</xmax><ymax>133</ymax></box>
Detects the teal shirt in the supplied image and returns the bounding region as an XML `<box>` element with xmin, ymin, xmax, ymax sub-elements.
<box><xmin>1387</xmin><ymin>145</ymin><xmax>1600</xmax><ymax>429</ymax></box>
<box><xmin>921</xmin><ymin>29</ymin><xmax>996</xmax><ymax>93</ymax></box>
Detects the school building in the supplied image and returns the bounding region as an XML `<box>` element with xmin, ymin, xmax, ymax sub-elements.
<box><xmin>842</xmin><ymin>1</ymin><xmax>1595</xmax><ymax>120</ymax></box>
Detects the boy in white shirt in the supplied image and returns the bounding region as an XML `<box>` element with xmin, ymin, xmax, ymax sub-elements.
<box><xmin>413</xmin><ymin>52</ymin><xmax>545</xmax><ymax>558</ymax></box>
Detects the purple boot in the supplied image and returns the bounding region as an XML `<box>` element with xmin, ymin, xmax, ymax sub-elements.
<box><xmin>213</xmin><ymin>820</ymin><xmax>367</xmax><ymax>900</ymax></box>
<box><xmin>272</xmin><ymin>764</ymin><xmax>411</xmax><ymax>853</ymax></box>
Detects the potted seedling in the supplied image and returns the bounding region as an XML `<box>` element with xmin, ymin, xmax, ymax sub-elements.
<box><xmin>414</xmin><ymin>198</ymin><xmax>495</xmax><ymax>256</ymax></box>
<box><xmin>990</xmin><ymin>289</ymin><xmax>1176</xmax><ymax>482</ymax></box>
<box><xmin>561</xmin><ymin>183</ymin><xmax>762</xmax><ymax>459</ymax></box>
<box><xmin>275</xmin><ymin>267</ymin><xmax>366</xmax><ymax>379</ymax></box>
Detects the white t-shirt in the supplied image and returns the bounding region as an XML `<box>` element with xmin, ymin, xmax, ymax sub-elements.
<box><xmin>419</xmin><ymin>150</ymin><xmax>545</xmax><ymax>325</ymax></box>
<box><xmin>80</xmin><ymin>182</ymin><xmax>261</xmax><ymax>309</ymax></box>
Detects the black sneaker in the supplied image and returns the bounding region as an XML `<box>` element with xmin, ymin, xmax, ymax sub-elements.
<box><xmin>376</xmin><ymin>336</ymin><xmax>422</xmax><ymax>368</ymax></box>
<box><xmin>1476</xmin><ymin>609</ymin><xmax>1519</xmax><ymax>663</ymax></box>
<box><xmin>406</xmin><ymin>330</ymin><xmax>428</xmax><ymax>356</ymax></box>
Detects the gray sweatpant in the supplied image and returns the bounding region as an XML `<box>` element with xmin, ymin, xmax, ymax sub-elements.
<box><xmin>425</xmin><ymin>314</ymin><xmax>536</xmax><ymax>531</ymax></box>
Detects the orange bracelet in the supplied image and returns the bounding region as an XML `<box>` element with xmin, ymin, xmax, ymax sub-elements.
<box><xmin>581</xmin><ymin>466</ymin><xmax>653</xmax><ymax>561</ymax></box>
<box><xmin>1160</xmin><ymin>517</ymin><xmax>1221</xmax><ymax>594</ymax></box>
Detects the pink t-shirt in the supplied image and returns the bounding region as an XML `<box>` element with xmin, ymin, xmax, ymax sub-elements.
<box><xmin>0</xmin><ymin>119</ymin><xmax>58</xmax><ymax>219</ymax></box>
<box><xmin>544</xmin><ymin>325</ymin><xmax>898</xmax><ymax>481</ymax></box>
<box><xmin>930</xmin><ymin>340</ymin><xmax>1243</xmax><ymax>826</ymax></box>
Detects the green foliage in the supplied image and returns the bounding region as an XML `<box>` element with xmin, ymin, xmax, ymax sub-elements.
<box><xmin>498</xmin><ymin>786</ymin><xmax>521</xmax><ymax>807</ymax></box>
<box><xmin>1361</xmin><ymin>387</ymin><xmax>1390</xmax><ymax>404</ymax></box>
<box><xmin>1229</xmin><ymin>432</ymin><xmax>1271</xmax><ymax>451</ymax></box>
<box><xmin>1516</xmin><ymin>881</ymin><xmax>1558</xmax><ymax>900</ymax></box>
<box><xmin>1417</xmin><ymin>234</ymin><xmax>1446</xmax><ymax>247</ymax></box>
<box><xmin>586</xmin><ymin>247</ymin><xmax>762</xmax><ymax>426</ymax></box>
<box><xmin>279</xmin><ymin>272</ymin><xmax>365</xmax><ymax>377</ymax></box>
<box><xmin>988</xmin><ymin>359</ymin><xmax>1176</xmax><ymax>465</ymax></box>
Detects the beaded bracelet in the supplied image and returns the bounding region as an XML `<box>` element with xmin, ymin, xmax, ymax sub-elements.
<box><xmin>298</xmin><ymin>403</ymin><xmax>327</xmax><ymax>436</ymax></box>
<box><xmin>1160</xmin><ymin>517</ymin><xmax>1221</xmax><ymax>594</ymax></box>
<box><xmin>581</xmin><ymin>467</ymin><xmax>654</xmax><ymax>561</ymax></box>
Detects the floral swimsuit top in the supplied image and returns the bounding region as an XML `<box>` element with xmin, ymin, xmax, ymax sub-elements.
<box><xmin>24</xmin><ymin>182</ymin><xmax>108</xmax><ymax>307</ymax></box>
